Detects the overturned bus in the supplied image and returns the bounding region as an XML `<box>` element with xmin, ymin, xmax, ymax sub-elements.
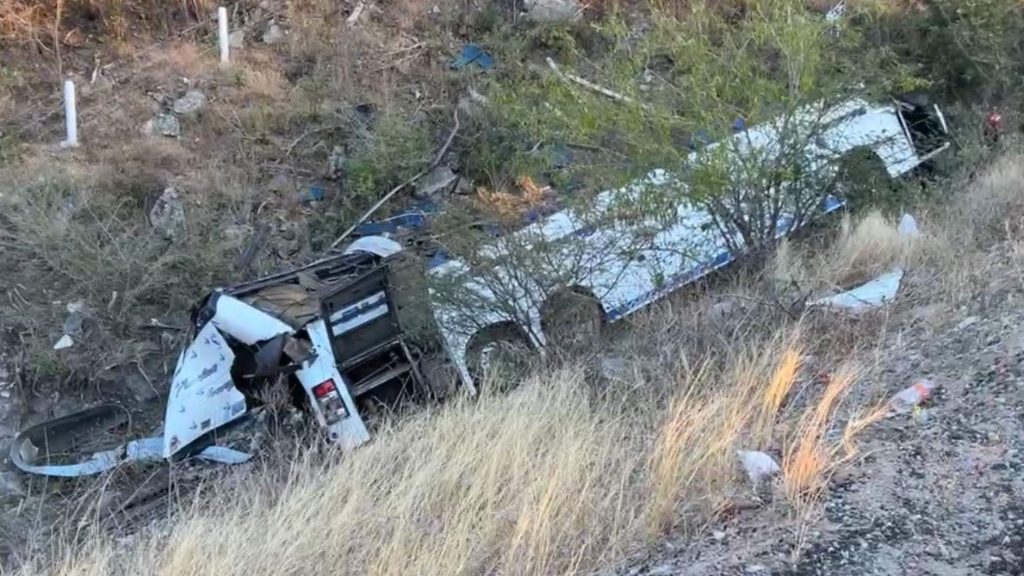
<box><xmin>10</xmin><ymin>95</ymin><xmax>950</xmax><ymax>474</ymax></box>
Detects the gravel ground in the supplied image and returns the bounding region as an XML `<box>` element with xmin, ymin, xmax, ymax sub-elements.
<box><xmin>624</xmin><ymin>248</ymin><xmax>1024</xmax><ymax>575</ymax></box>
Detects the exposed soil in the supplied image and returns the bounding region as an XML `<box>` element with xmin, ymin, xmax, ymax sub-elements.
<box><xmin>620</xmin><ymin>247</ymin><xmax>1024</xmax><ymax>575</ymax></box>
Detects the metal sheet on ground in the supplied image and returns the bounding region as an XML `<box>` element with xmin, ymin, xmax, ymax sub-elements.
<box><xmin>164</xmin><ymin>322</ymin><xmax>247</xmax><ymax>457</ymax></box>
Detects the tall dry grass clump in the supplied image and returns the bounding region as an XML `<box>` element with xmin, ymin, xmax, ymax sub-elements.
<box><xmin>822</xmin><ymin>211</ymin><xmax>916</xmax><ymax>288</ymax></box>
<box><xmin>14</xmin><ymin>326</ymin><xmax>879</xmax><ymax>576</ymax></box>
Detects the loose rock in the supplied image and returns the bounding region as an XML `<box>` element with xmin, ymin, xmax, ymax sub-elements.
<box><xmin>172</xmin><ymin>90</ymin><xmax>207</xmax><ymax>115</ymax></box>
<box><xmin>414</xmin><ymin>165</ymin><xmax>458</xmax><ymax>200</ymax></box>
<box><xmin>0</xmin><ymin>471</ymin><xmax>24</xmax><ymax>497</ymax></box>
<box><xmin>125</xmin><ymin>373</ymin><xmax>159</xmax><ymax>403</ymax></box>
<box><xmin>149</xmin><ymin>187</ymin><xmax>187</xmax><ymax>241</ymax></box>
<box><xmin>146</xmin><ymin>114</ymin><xmax>181</xmax><ymax>138</ymax></box>
<box><xmin>327</xmin><ymin>146</ymin><xmax>346</xmax><ymax>180</ymax></box>
<box><xmin>523</xmin><ymin>0</ymin><xmax>581</xmax><ymax>22</ymax></box>
<box><xmin>262</xmin><ymin>23</ymin><xmax>285</xmax><ymax>44</ymax></box>
<box><xmin>228</xmin><ymin>29</ymin><xmax>244</xmax><ymax>48</ymax></box>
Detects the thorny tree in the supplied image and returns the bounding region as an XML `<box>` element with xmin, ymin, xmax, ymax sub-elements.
<box><xmin>425</xmin><ymin>0</ymin><xmax>917</xmax><ymax>348</ymax></box>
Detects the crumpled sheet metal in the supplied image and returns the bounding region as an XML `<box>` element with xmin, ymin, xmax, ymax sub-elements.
<box><xmin>163</xmin><ymin>321</ymin><xmax>248</xmax><ymax>458</ymax></box>
<box><xmin>10</xmin><ymin>404</ymin><xmax>250</xmax><ymax>478</ymax></box>
<box><xmin>810</xmin><ymin>268</ymin><xmax>905</xmax><ymax>312</ymax></box>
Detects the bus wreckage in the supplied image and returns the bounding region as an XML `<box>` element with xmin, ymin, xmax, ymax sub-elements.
<box><xmin>11</xmin><ymin>95</ymin><xmax>950</xmax><ymax>477</ymax></box>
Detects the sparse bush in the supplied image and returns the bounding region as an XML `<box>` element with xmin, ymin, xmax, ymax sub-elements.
<box><xmin>341</xmin><ymin>114</ymin><xmax>433</xmax><ymax>207</ymax></box>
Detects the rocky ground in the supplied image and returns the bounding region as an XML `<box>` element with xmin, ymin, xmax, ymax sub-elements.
<box><xmin>621</xmin><ymin>246</ymin><xmax>1024</xmax><ymax>575</ymax></box>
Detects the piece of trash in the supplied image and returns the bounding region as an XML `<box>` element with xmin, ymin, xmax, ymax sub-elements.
<box><xmin>197</xmin><ymin>445</ymin><xmax>252</xmax><ymax>464</ymax></box>
<box><xmin>63</xmin><ymin>311</ymin><xmax>83</xmax><ymax>337</ymax></box>
<box><xmin>712</xmin><ymin>530</ymin><xmax>727</xmax><ymax>541</ymax></box>
<box><xmin>898</xmin><ymin>213</ymin><xmax>919</xmax><ymax>237</ymax></box>
<box><xmin>737</xmin><ymin>450</ymin><xmax>780</xmax><ymax>485</ymax></box>
<box><xmin>304</xmin><ymin>186</ymin><xmax>325</xmax><ymax>202</ymax></box>
<box><xmin>889</xmin><ymin>379</ymin><xmax>935</xmax><ymax>414</ymax></box>
<box><xmin>66</xmin><ymin>300</ymin><xmax>86</xmax><ymax>314</ymax></box>
<box><xmin>957</xmin><ymin>316</ymin><xmax>979</xmax><ymax>330</ymax></box>
<box><xmin>346</xmin><ymin>1</ymin><xmax>365</xmax><ymax>26</ymax></box>
<box><xmin>810</xmin><ymin>268</ymin><xmax>904</xmax><ymax>312</ymax></box>
<box><xmin>451</xmin><ymin>43</ymin><xmax>493</xmax><ymax>70</ymax></box>
<box><xmin>53</xmin><ymin>334</ymin><xmax>74</xmax><ymax>350</ymax></box>
<box><xmin>825</xmin><ymin>0</ymin><xmax>846</xmax><ymax>22</ymax></box>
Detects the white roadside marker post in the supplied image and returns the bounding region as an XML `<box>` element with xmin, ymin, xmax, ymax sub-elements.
<box><xmin>60</xmin><ymin>79</ymin><xmax>79</xmax><ymax>148</ymax></box>
<box><xmin>218</xmin><ymin>6</ymin><xmax>230</xmax><ymax>65</ymax></box>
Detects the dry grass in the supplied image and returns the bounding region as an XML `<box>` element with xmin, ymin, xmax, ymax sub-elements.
<box><xmin>772</xmin><ymin>209</ymin><xmax>921</xmax><ymax>299</ymax></box>
<box><xmin>824</xmin><ymin>211</ymin><xmax>915</xmax><ymax>287</ymax></box>
<box><xmin>11</xmin><ymin>319</ymin><xmax>880</xmax><ymax>575</ymax></box>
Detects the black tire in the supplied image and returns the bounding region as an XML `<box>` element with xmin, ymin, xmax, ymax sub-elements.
<box><xmin>465</xmin><ymin>323</ymin><xmax>535</xmax><ymax>393</ymax></box>
<box><xmin>540</xmin><ymin>289</ymin><xmax>605</xmax><ymax>354</ymax></box>
<box><xmin>418</xmin><ymin>352</ymin><xmax>460</xmax><ymax>402</ymax></box>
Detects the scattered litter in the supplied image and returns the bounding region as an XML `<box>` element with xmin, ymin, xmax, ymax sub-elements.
<box><xmin>889</xmin><ymin>378</ymin><xmax>935</xmax><ymax>414</ymax></box>
<box><xmin>346</xmin><ymin>1</ymin><xmax>365</xmax><ymax>26</ymax></box>
<box><xmin>262</xmin><ymin>22</ymin><xmax>285</xmax><ymax>44</ymax></box>
<box><xmin>810</xmin><ymin>268</ymin><xmax>904</xmax><ymax>312</ymax></box>
<box><xmin>414</xmin><ymin>165</ymin><xmax>459</xmax><ymax>199</ymax></box>
<box><xmin>63</xmin><ymin>300</ymin><xmax>85</xmax><ymax>335</ymax></box>
<box><xmin>53</xmin><ymin>334</ymin><xmax>74</xmax><ymax>350</ymax></box>
<box><xmin>712</xmin><ymin>530</ymin><xmax>727</xmax><ymax>541</ymax></box>
<box><xmin>342</xmin><ymin>236</ymin><xmax>403</xmax><ymax>258</ymax></box>
<box><xmin>957</xmin><ymin>316</ymin><xmax>979</xmax><ymax>331</ymax></box>
<box><xmin>825</xmin><ymin>0</ymin><xmax>846</xmax><ymax>22</ymax></box>
<box><xmin>898</xmin><ymin>213</ymin><xmax>919</xmax><ymax>237</ymax></box>
<box><xmin>303</xmin><ymin>185</ymin><xmax>325</xmax><ymax>203</ymax></box>
<box><xmin>451</xmin><ymin>43</ymin><xmax>493</xmax><ymax>70</ymax></box>
<box><xmin>737</xmin><ymin>450</ymin><xmax>780</xmax><ymax>485</ymax></box>
<box><xmin>62</xmin><ymin>310</ymin><xmax>83</xmax><ymax>337</ymax></box>
<box><xmin>172</xmin><ymin>90</ymin><xmax>207</xmax><ymax>115</ymax></box>
<box><xmin>228</xmin><ymin>29</ymin><xmax>244</xmax><ymax>48</ymax></box>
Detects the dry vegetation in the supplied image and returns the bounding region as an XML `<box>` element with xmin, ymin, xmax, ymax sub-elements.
<box><xmin>18</xmin><ymin>151</ymin><xmax>1024</xmax><ymax>574</ymax></box>
<box><xmin>9</xmin><ymin>337</ymin><xmax>872</xmax><ymax>575</ymax></box>
<box><xmin>3</xmin><ymin>0</ymin><xmax>1024</xmax><ymax>570</ymax></box>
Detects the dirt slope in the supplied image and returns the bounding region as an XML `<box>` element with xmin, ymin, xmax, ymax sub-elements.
<box><xmin>624</xmin><ymin>245</ymin><xmax>1024</xmax><ymax>575</ymax></box>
